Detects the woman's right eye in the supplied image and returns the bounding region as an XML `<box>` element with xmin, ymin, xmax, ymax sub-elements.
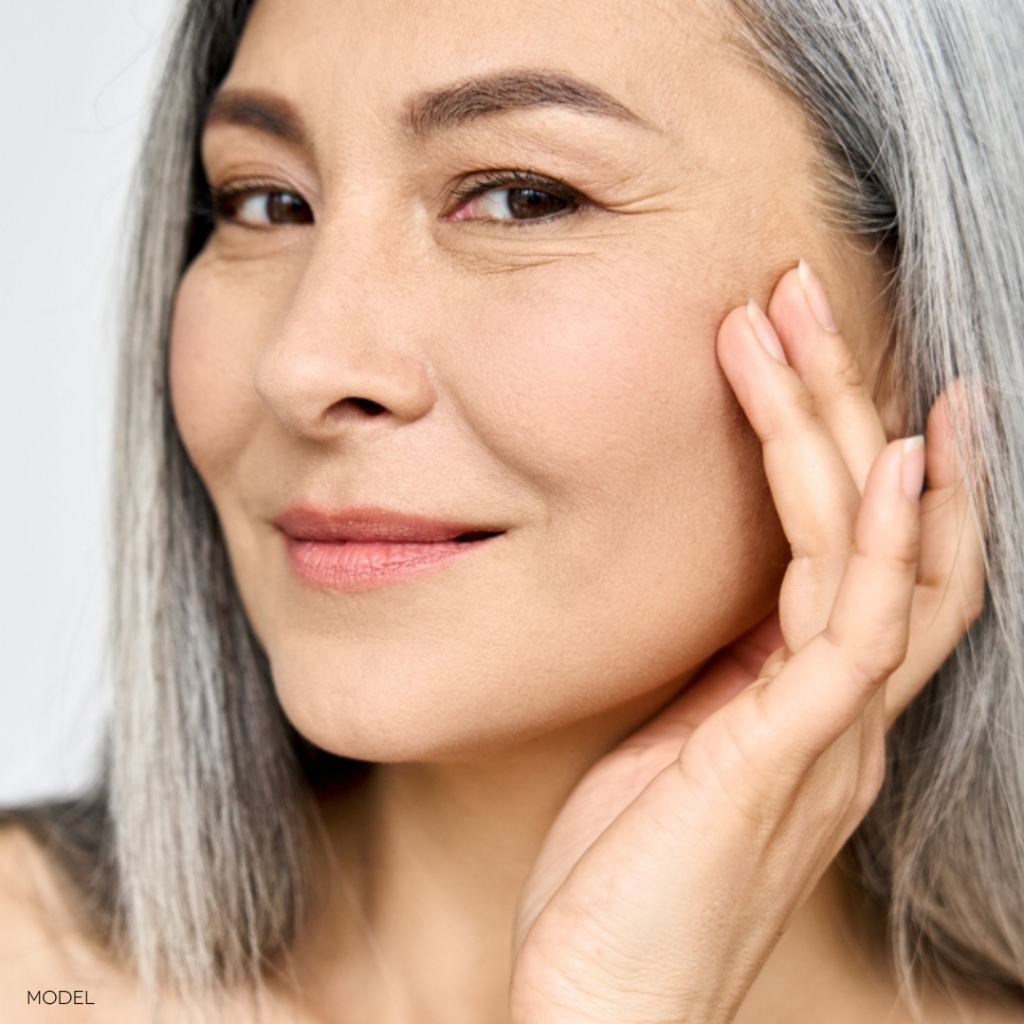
<box><xmin>212</xmin><ymin>187</ymin><xmax>313</xmax><ymax>228</ymax></box>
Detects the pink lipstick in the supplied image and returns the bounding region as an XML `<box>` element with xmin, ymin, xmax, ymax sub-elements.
<box><xmin>274</xmin><ymin>505</ymin><xmax>503</xmax><ymax>590</ymax></box>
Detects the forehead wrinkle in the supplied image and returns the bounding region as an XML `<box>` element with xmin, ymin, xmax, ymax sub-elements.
<box><xmin>402</xmin><ymin>70</ymin><xmax>656</xmax><ymax>135</ymax></box>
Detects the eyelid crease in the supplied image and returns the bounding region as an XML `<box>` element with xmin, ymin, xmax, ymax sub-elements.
<box><xmin>451</xmin><ymin>169</ymin><xmax>580</xmax><ymax>200</ymax></box>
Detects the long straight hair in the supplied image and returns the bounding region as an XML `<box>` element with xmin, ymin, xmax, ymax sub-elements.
<box><xmin>9</xmin><ymin>0</ymin><xmax>1024</xmax><ymax>1008</ymax></box>
<box><xmin>729</xmin><ymin>0</ymin><xmax>1024</xmax><ymax>993</ymax></box>
<box><xmin>106</xmin><ymin>0</ymin><xmax>309</xmax><ymax>994</ymax></box>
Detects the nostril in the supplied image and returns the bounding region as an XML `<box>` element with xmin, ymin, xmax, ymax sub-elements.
<box><xmin>345</xmin><ymin>397</ymin><xmax>387</xmax><ymax>416</ymax></box>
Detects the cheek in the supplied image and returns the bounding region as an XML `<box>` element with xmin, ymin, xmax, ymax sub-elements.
<box><xmin>168</xmin><ymin>231</ymin><xmax>790</xmax><ymax>760</ymax></box>
<box><xmin>436</xmin><ymin>243</ymin><xmax>788</xmax><ymax>634</ymax></box>
<box><xmin>168</xmin><ymin>260</ymin><xmax>268</xmax><ymax>488</ymax></box>
<box><xmin>442</xmin><ymin>243</ymin><xmax>774</xmax><ymax>528</ymax></box>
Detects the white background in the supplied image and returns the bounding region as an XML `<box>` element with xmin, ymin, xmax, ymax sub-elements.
<box><xmin>0</xmin><ymin>0</ymin><xmax>177</xmax><ymax>803</ymax></box>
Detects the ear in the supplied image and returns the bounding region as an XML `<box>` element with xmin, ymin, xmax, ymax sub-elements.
<box><xmin>870</xmin><ymin>334</ymin><xmax>910</xmax><ymax>440</ymax></box>
<box><xmin>837</xmin><ymin>236</ymin><xmax>906</xmax><ymax>439</ymax></box>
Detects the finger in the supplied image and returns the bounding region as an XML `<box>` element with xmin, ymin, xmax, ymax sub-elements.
<box><xmin>885</xmin><ymin>384</ymin><xmax>986</xmax><ymax>721</ymax></box>
<box><xmin>758</xmin><ymin>436</ymin><xmax>923</xmax><ymax>765</ymax></box>
<box><xmin>766</xmin><ymin>261</ymin><xmax>890</xmax><ymax>492</ymax></box>
<box><xmin>717</xmin><ymin>301</ymin><xmax>861</xmax><ymax>566</ymax></box>
<box><xmin>718</xmin><ymin>301</ymin><xmax>860</xmax><ymax>649</ymax></box>
<box><xmin>916</xmin><ymin>383</ymin><xmax>986</xmax><ymax>620</ymax></box>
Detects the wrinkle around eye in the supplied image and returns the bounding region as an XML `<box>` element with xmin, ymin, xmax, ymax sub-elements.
<box><xmin>435</xmin><ymin>235</ymin><xmax>619</xmax><ymax>275</ymax></box>
<box><xmin>198</xmin><ymin>219</ymin><xmax>313</xmax><ymax>266</ymax></box>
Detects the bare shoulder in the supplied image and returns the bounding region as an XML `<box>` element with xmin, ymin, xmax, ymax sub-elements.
<box><xmin>0</xmin><ymin>824</ymin><xmax>137</xmax><ymax>1022</ymax></box>
<box><xmin>0</xmin><ymin>827</ymin><xmax>297</xmax><ymax>1023</ymax></box>
<box><xmin>0</xmin><ymin>824</ymin><xmax>73</xmax><ymax>963</ymax></box>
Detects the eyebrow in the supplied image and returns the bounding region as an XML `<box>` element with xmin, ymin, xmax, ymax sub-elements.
<box><xmin>403</xmin><ymin>70</ymin><xmax>650</xmax><ymax>134</ymax></box>
<box><xmin>205</xmin><ymin>70</ymin><xmax>649</xmax><ymax>147</ymax></box>
<box><xmin>204</xmin><ymin>90</ymin><xmax>307</xmax><ymax>146</ymax></box>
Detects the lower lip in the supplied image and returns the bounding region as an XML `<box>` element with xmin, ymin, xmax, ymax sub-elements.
<box><xmin>284</xmin><ymin>536</ymin><xmax>493</xmax><ymax>590</ymax></box>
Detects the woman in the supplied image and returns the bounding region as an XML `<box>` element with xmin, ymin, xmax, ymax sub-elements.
<box><xmin>2</xmin><ymin>0</ymin><xmax>1023</xmax><ymax>1019</ymax></box>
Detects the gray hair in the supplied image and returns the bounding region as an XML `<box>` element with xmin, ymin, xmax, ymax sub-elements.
<box><xmin>728</xmin><ymin>0</ymin><xmax>1024</xmax><ymax>995</ymax></box>
<box><xmin>105</xmin><ymin>0</ymin><xmax>310</xmax><ymax>997</ymax></box>
<box><xmin>8</xmin><ymin>0</ymin><xmax>1024</xmax><ymax>1010</ymax></box>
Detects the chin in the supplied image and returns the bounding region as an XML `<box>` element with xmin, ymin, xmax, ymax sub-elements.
<box><xmin>267</xmin><ymin>640</ymin><xmax>544</xmax><ymax>763</ymax></box>
<box><xmin>263</xmin><ymin>626</ymin><xmax>700</xmax><ymax>767</ymax></box>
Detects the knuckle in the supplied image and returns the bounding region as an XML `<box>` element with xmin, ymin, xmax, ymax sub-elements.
<box><xmin>763</xmin><ymin>384</ymin><xmax>819</xmax><ymax>445</ymax></box>
<box><xmin>829</xmin><ymin>344</ymin><xmax>867</xmax><ymax>393</ymax></box>
<box><xmin>894</xmin><ymin>535</ymin><xmax>923</xmax><ymax>571</ymax></box>
<box><xmin>789</xmin><ymin>385</ymin><xmax>820</xmax><ymax>425</ymax></box>
<box><xmin>853</xmin><ymin>533</ymin><xmax>920</xmax><ymax>575</ymax></box>
<box><xmin>678</xmin><ymin>703</ymin><xmax>788</xmax><ymax>840</ymax></box>
<box><xmin>857</xmin><ymin>640</ymin><xmax>907</xmax><ymax>686</ymax></box>
<box><xmin>826</xmin><ymin>627</ymin><xmax>908</xmax><ymax>695</ymax></box>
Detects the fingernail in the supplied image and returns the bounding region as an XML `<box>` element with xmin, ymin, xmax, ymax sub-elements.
<box><xmin>746</xmin><ymin>300</ymin><xmax>788</xmax><ymax>365</ymax></box>
<box><xmin>798</xmin><ymin>259</ymin><xmax>838</xmax><ymax>332</ymax></box>
<box><xmin>901</xmin><ymin>436</ymin><xmax>926</xmax><ymax>501</ymax></box>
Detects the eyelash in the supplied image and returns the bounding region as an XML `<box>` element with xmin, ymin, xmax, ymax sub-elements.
<box><xmin>203</xmin><ymin>180</ymin><xmax>312</xmax><ymax>227</ymax></box>
<box><xmin>448</xmin><ymin>170</ymin><xmax>588</xmax><ymax>225</ymax></box>
<box><xmin>198</xmin><ymin>170</ymin><xmax>589</xmax><ymax>229</ymax></box>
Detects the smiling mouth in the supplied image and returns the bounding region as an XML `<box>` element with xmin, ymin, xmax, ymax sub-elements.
<box><xmin>273</xmin><ymin>505</ymin><xmax>505</xmax><ymax>590</ymax></box>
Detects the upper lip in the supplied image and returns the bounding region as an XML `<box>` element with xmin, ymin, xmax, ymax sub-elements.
<box><xmin>274</xmin><ymin>504</ymin><xmax>505</xmax><ymax>543</ymax></box>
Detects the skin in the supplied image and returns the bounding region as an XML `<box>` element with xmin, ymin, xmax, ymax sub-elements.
<box><xmin>0</xmin><ymin>0</ymin><xmax>1004</xmax><ymax>1020</ymax></box>
<box><xmin>173</xmin><ymin>0</ymin><xmax>878</xmax><ymax>765</ymax></box>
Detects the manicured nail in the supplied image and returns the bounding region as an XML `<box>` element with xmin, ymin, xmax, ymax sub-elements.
<box><xmin>746</xmin><ymin>300</ymin><xmax>788</xmax><ymax>364</ymax></box>
<box><xmin>798</xmin><ymin>259</ymin><xmax>838</xmax><ymax>332</ymax></box>
<box><xmin>901</xmin><ymin>436</ymin><xmax>926</xmax><ymax>501</ymax></box>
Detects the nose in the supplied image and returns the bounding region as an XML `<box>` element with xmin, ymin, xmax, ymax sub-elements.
<box><xmin>253</xmin><ymin>234</ymin><xmax>438</xmax><ymax>441</ymax></box>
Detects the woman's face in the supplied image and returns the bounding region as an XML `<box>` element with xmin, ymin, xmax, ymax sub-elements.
<box><xmin>171</xmin><ymin>0</ymin><xmax>887</xmax><ymax>761</ymax></box>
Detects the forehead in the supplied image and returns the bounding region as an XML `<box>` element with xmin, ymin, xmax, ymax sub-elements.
<box><xmin>223</xmin><ymin>0</ymin><xmax>751</xmax><ymax>140</ymax></box>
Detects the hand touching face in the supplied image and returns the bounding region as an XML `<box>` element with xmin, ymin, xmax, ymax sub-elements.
<box><xmin>510</xmin><ymin>269</ymin><xmax>983</xmax><ymax>1023</ymax></box>
<box><xmin>170</xmin><ymin>0</ymin><xmax>894</xmax><ymax>761</ymax></box>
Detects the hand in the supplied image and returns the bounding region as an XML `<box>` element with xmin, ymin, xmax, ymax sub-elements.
<box><xmin>508</xmin><ymin>263</ymin><xmax>985</xmax><ymax>1023</ymax></box>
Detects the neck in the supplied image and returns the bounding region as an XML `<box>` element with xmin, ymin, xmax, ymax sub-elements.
<box><xmin>285</xmin><ymin>710</ymin><xmax>893</xmax><ymax>1024</ymax></box>
<box><xmin>290</xmin><ymin>691</ymin><xmax>664</xmax><ymax>1022</ymax></box>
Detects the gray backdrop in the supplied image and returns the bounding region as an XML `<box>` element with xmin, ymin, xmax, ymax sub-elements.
<box><xmin>1</xmin><ymin>0</ymin><xmax>176</xmax><ymax>803</ymax></box>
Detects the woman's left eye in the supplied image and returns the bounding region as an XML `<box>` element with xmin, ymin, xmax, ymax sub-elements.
<box><xmin>449</xmin><ymin>174</ymin><xmax>583</xmax><ymax>223</ymax></box>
